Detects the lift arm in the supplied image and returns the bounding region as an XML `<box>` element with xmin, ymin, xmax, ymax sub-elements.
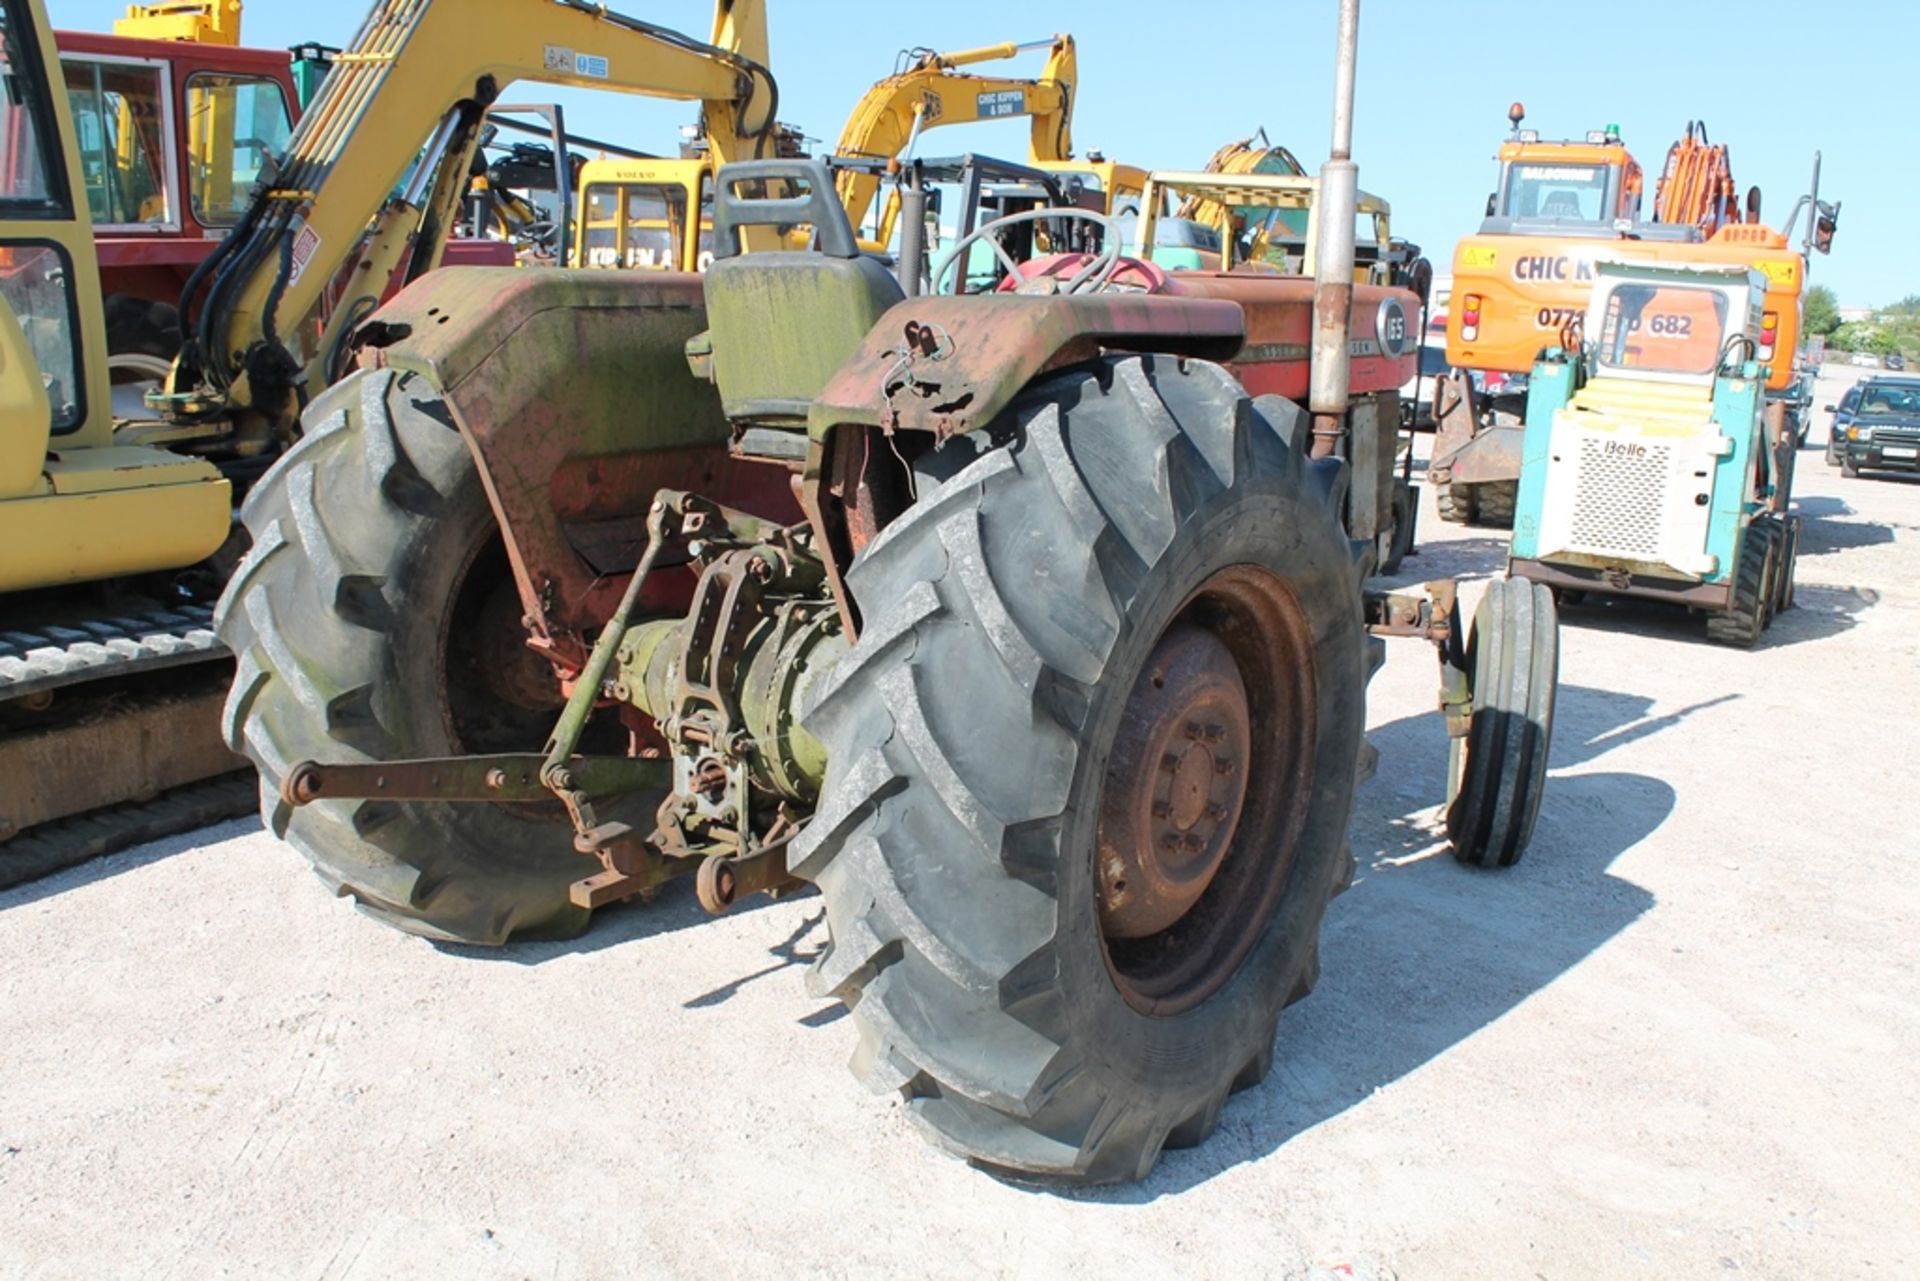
<box><xmin>169</xmin><ymin>0</ymin><xmax>773</xmax><ymax>440</ymax></box>
<box><xmin>831</xmin><ymin>34</ymin><xmax>1075</xmax><ymax>234</ymax></box>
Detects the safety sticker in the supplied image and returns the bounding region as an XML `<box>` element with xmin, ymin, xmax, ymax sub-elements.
<box><xmin>287</xmin><ymin>223</ymin><xmax>322</xmax><ymax>286</ymax></box>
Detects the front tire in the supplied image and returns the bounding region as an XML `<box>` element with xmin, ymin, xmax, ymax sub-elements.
<box><xmin>1445</xmin><ymin>577</ymin><xmax>1557</xmax><ymax>868</ymax></box>
<box><xmin>790</xmin><ymin>356</ymin><xmax>1374</xmax><ymax>1183</ymax></box>
<box><xmin>1705</xmin><ymin>525</ymin><xmax>1772</xmax><ymax>648</ymax></box>
<box><xmin>1376</xmin><ymin>477</ymin><xmax>1417</xmax><ymax>575</ymax></box>
<box><xmin>215</xmin><ymin>369</ymin><xmax>601</xmax><ymax>943</ymax></box>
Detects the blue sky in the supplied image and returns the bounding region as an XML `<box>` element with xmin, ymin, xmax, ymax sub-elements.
<box><xmin>51</xmin><ymin>0</ymin><xmax>1908</xmax><ymax>305</ymax></box>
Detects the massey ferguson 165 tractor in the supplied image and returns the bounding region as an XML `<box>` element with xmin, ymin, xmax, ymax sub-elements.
<box><xmin>215</xmin><ymin>153</ymin><xmax>1560</xmax><ymax>1182</ymax></box>
<box><xmin>1508</xmin><ymin>260</ymin><xmax>1799</xmax><ymax>646</ymax></box>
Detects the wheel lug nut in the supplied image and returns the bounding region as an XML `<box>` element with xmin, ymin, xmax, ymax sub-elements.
<box><xmin>1214</xmin><ymin>758</ymin><xmax>1236</xmax><ymax>776</ymax></box>
<box><xmin>1182</xmin><ymin>833</ymin><xmax>1207</xmax><ymax>853</ymax></box>
<box><xmin>1207</xmin><ymin>803</ymin><xmax>1229</xmax><ymax>822</ymax></box>
<box><xmin>1159</xmin><ymin>833</ymin><xmax>1181</xmax><ymax>850</ymax></box>
<box><xmin>1151</xmin><ymin>800</ymin><xmax>1171</xmax><ymax>818</ymax></box>
<box><xmin>1160</xmin><ymin>751</ymin><xmax>1183</xmax><ymax>773</ymax></box>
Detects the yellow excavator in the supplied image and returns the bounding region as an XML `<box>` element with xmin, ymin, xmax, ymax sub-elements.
<box><xmin>569</xmin><ymin>34</ymin><xmax>1079</xmax><ymax>271</ymax></box>
<box><xmin>1</xmin><ymin>0</ymin><xmax>783</xmax><ymax>881</ymax></box>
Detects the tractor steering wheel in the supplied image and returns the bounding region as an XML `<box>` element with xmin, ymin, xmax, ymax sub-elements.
<box><xmin>928</xmin><ymin>208</ymin><xmax>1121</xmax><ymax>296</ymax></box>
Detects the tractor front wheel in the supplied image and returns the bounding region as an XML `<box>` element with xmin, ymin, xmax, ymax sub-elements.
<box><xmin>790</xmin><ymin>356</ymin><xmax>1374</xmax><ymax>1183</ymax></box>
<box><xmin>1445</xmin><ymin>577</ymin><xmax>1557</xmax><ymax>868</ymax></box>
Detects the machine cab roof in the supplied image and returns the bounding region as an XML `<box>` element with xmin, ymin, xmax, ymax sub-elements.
<box><xmin>1480</xmin><ymin>106</ymin><xmax>1646</xmax><ymax>236</ymax></box>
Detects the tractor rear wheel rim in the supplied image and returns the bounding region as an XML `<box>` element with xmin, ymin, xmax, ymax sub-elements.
<box><xmin>1096</xmin><ymin>565</ymin><xmax>1317</xmax><ymax>1015</ymax></box>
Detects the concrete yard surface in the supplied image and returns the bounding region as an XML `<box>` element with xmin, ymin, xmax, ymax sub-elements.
<box><xmin>2</xmin><ymin>368</ymin><xmax>1916</xmax><ymax>1279</ymax></box>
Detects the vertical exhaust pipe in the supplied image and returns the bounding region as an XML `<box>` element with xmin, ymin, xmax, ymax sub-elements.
<box><xmin>897</xmin><ymin>160</ymin><xmax>927</xmax><ymax>297</ymax></box>
<box><xmin>1309</xmin><ymin>0</ymin><xmax>1361</xmax><ymax>458</ymax></box>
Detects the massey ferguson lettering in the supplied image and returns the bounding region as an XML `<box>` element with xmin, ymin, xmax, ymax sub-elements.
<box><xmin>1510</xmin><ymin>254</ymin><xmax>1596</xmax><ymax>283</ymax></box>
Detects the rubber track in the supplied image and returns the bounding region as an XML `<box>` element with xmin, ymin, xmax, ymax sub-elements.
<box><xmin>0</xmin><ymin>771</ymin><xmax>255</xmax><ymax>890</ymax></box>
<box><xmin>1</xmin><ymin>604</ymin><xmax>224</xmax><ymax>702</ymax></box>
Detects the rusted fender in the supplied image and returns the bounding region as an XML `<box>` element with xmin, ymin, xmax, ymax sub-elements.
<box><xmin>807</xmin><ymin>293</ymin><xmax>1246</xmax><ymax>441</ymax></box>
<box><xmin>355</xmin><ymin>268</ymin><xmax>797</xmax><ymax>656</ymax></box>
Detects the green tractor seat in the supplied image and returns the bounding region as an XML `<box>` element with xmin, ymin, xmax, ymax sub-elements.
<box><xmin>703</xmin><ymin>159</ymin><xmax>905</xmax><ymax>421</ymax></box>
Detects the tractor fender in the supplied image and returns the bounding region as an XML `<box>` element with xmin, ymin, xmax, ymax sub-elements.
<box><xmin>353</xmin><ymin>268</ymin><xmax>798</xmax><ymax>654</ymax></box>
<box><xmin>807</xmin><ymin>292</ymin><xmax>1246</xmax><ymax>442</ymax></box>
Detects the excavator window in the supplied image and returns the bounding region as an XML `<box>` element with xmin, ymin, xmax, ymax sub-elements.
<box><xmin>0</xmin><ymin>2</ymin><xmax>62</xmax><ymax>214</ymax></box>
<box><xmin>0</xmin><ymin>243</ymin><xmax>81</xmax><ymax>431</ymax></box>
<box><xmin>62</xmin><ymin>57</ymin><xmax>172</xmax><ymax>228</ymax></box>
<box><xmin>1595</xmin><ymin>283</ymin><xmax>1730</xmax><ymax>377</ymax></box>
<box><xmin>1499</xmin><ymin>162</ymin><xmax>1613</xmax><ymax>222</ymax></box>
<box><xmin>0</xmin><ymin>3</ymin><xmax>82</xmax><ymax>431</ymax></box>
<box><xmin>184</xmin><ymin>72</ymin><xmax>292</xmax><ymax>226</ymax></box>
<box><xmin>579</xmin><ymin>179</ymin><xmax>713</xmax><ymax>271</ymax></box>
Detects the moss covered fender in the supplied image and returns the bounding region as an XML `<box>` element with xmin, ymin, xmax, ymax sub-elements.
<box><xmin>356</xmin><ymin>268</ymin><xmax>798</xmax><ymax>664</ymax></box>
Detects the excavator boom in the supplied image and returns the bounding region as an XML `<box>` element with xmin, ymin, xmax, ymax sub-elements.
<box><xmin>172</xmin><ymin>0</ymin><xmax>773</xmax><ymax>436</ymax></box>
<box><xmin>832</xmin><ymin>34</ymin><xmax>1074</xmax><ymax>234</ymax></box>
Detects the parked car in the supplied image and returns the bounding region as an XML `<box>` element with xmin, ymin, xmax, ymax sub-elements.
<box><xmin>1828</xmin><ymin>376</ymin><xmax>1920</xmax><ymax>478</ymax></box>
<box><xmin>1887</xmin><ymin>353</ymin><xmax>1907</xmax><ymax>371</ymax></box>
<box><xmin>1826</xmin><ymin>383</ymin><xmax>1862</xmax><ymax>464</ymax></box>
<box><xmin>1848</xmin><ymin>351</ymin><xmax>1881</xmax><ymax>368</ymax></box>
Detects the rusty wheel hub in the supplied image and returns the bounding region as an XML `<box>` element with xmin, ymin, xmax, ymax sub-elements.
<box><xmin>1097</xmin><ymin>624</ymin><xmax>1252</xmax><ymax>939</ymax></box>
<box><xmin>1094</xmin><ymin>564</ymin><xmax>1317</xmax><ymax>1015</ymax></box>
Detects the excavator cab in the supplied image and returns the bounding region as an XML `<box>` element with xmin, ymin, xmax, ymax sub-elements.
<box><xmin>0</xmin><ymin>0</ymin><xmax>229</xmax><ymax>595</ymax></box>
<box><xmin>700</xmin><ymin>159</ymin><xmax>904</xmax><ymax>422</ymax></box>
<box><xmin>1484</xmin><ymin>108</ymin><xmax>1642</xmax><ymax>231</ymax></box>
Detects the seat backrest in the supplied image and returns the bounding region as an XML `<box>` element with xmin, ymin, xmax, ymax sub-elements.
<box><xmin>703</xmin><ymin>159</ymin><xmax>905</xmax><ymax>420</ymax></box>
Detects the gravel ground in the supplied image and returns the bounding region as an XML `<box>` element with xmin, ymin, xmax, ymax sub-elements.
<box><xmin>2</xmin><ymin>367</ymin><xmax>1915</xmax><ymax>1280</ymax></box>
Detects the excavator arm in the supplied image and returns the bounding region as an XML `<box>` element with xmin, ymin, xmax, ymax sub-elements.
<box><xmin>167</xmin><ymin>0</ymin><xmax>773</xmax><ymax>440</ymax></box>
<box><xmin>1655</xmin><ymin>121</ymin><xmax>1751</xmax><ymax>235</ymax></box>
<box><xmin>831</xmin><ymin>34</ymin><xmax>1075</xmax><ymax>235</ymax></box>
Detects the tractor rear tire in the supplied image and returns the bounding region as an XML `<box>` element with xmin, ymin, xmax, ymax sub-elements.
<box><xmin>1705</xmin><ymin>525</ymin><xmax>1773</xmax><ymax>648</ymax></box>
<box><xmin>215</xmin><ymin>369</ymin><xmax>601</xmax><ymax>944</ymax></box>
<box><xmin>1445</xmin><ymin>577</ymin><xmax>1557</xmax><ymax>868</ymax></box>
<box><xmin>790</xmin><ymin>355</ymin><xmax>1373</xmax><ymax>1184</ymax></box>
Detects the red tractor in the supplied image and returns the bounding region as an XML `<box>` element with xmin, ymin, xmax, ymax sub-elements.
<box><xmin>217</xmin><ymin>155</ymin><xmax>1558</xmax><ymax>1182</ymax></box>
